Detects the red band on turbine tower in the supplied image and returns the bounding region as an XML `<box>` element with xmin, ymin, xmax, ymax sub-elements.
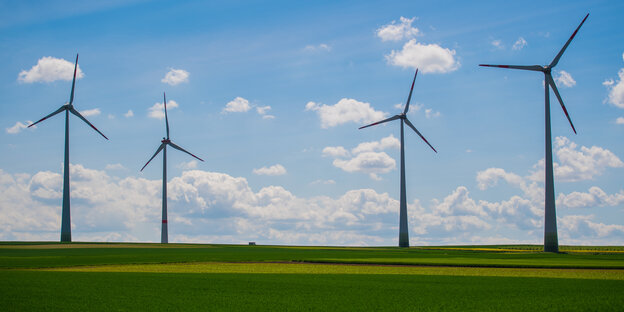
<box><xmin>162</xmin><ymin>220</ymin><xmax>167</xmax><ymax>224</ymax></box>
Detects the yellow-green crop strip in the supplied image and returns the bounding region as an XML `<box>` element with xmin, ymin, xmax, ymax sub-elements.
<box><xmin>38</xmin><ymin>262</ymin><xmax>624</xmax><ymax>280</ymax></box>
<box><xmin>420</xmin><ymin>246</ymin><xmax>624</xmax><ymax>254</ymax></box>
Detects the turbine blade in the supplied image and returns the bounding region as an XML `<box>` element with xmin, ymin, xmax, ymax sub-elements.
<box><xmin>403</xmin><ymin>68</ymin><xmax>418</xmax><ymax>115</ymax></box>
<box><xmin>546</xmin><ymin>74</ymin><xmax>577</xmax><ymax>134</ymax></box>
<box><xmin>69</xmin><ymin>54</ymin><xmax>79</xmax><ymax>105</ymax></box>
<box><xmin>479</xmin><ymin>64</ymin><xmax>543</xmax><ymax>71</ymax></box>
<box><xmin>550</xmin><ymin>13</ymin><xmax>589</xmax><ymax>68</ymax></box>
<box><xmin>164</xmin><ymin>92</ymin><xmax>170</xmax><ymax>139</ymax></box>
<box><xmin>168</xmin><ymin>141</ymin><xmax>204</xmax><ymax>162</ymax></box>
<box><xmin>404</xmin><ymin>117</ymin><xmax>437</xmax><ymax>153</ymax></box>
<box><xmin>359</xmin><ymin>115</ymin><xmax>401</xmax><ymax>130</ymax></box>
<box><xmin>28</xmin><ymin>106</ymin><xmax>66</xmax><ymax>128</ymax></box>
<box><xmin>141</xmin><ymin>143</ymin><xmax>165</xmax><ymax>171</ymax></box>
<box><xmin>69</xmin><ymin>107</ymin><xmax>109</xmax><ymax>140</ymax></box>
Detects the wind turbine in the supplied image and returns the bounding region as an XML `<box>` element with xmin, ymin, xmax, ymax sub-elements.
<box><xmin>141</xmin><ymin>93</ymin><xmax>204</xmax><ymax>243</ymax></box>
<box><xmin>28</xmin><ymin>53</ymin><xmax>109</xmax><ymax>242</ymax></box>
<box><xmin>479</xmin><ymin>14</ymin><xmax>588</xmax><ymax>252</ymax></box>
<box><xmin>359</xmin><ymin>69</ymin><xmax>437</xmax><ymax>247</ymax></box>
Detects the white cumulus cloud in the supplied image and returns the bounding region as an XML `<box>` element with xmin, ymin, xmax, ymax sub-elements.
<box><xmin>512</xmin><ymin>37</ymin><xmax>527</xmax><ymax>50</ymax></box>
<box><xmin>148</xmin><ymin>100</ymin><xmax>179</xmax><ymax>119</ymax></box>
<box><xmin>425</xmin><ymin>108</ymin><xmax>440</xmax><ymax>119</ymax></box>
<box><xmin>333</xmin><ymin>152</ymin><xmax>396</xmax><ymax>180</ymax></box>
<box><xmin>223</xmin><ymin>97</ymin><xmax>251</xmax><ymax>113</ymax></box>
<box><xmin>303</xmin><ymin>43</ymin><xmax>331</xmax><ymax>52</ymax></box>
<box><xmin>559</xmin><ymin>215</ymin><xmax>624</xmax><ymax>239</ymax></box>
<box><xmin>161</xmin><ymin>68</ymin><xmax>189</xmax><ymax>86</ymax></box>
<box><xmin>305</xmin><ymin>98</ymin><xmax>386</xmax><ymax>129</ymax></box>
<box><xmin>18</xmin><ymin>56</ymin><xmax>83</xmax><ymax>83</ymax></box>
<box><xmin>351</xmin><ymin>135</ymin><xmax>400</xmax><ymax>154</ymax></box>
<box><xmin>617</xmin><ymin>117</ymin><xmax>624</xmax><ymax>124</ymax></box>
<box><xmin>6</xmin><ymin>121</ymin><xmax>35</xmax><ymax>134</ymax></box>
<box><xmin>376</xmin><ymin>16</ymin><xmax>420</xmax><ymax>42</ymax></box>
<box><xmin>555</xmin><ymin>70</ymin><xmax>576</xmax><ymax>87</ymax></box>
<box><xmin>124</xmin><ymin>110</ymin><xmax>134</xmax><ymax>118</ymax></box>
<box><xmin>256</xmin><ymin>105</ymin><xmax>275</xmax><ymax>119</ymax></box>
<box><xmin>432</xmin><ymin>186</ymin><xmax>488</xmax><ymax>218</ymax></box>
<box><xmin>557</xmin><ymin>187</ymin><xmax>624</xmax><ymax>209</ymax></box>
<box><xmin>310</xmin><ymin>179</ymin><xmax>336</xmax><ymax>185</ymax></box>
<box><xmin>105</xmin><ymin>164</ymin><xmax>125</xmax><ymax>170</ymax></box>
<box><xmin>253</xmin><ymin>164</ymin><xmax>287</xmax><ymax>176</ymax></box>
<box><xmin>322</xmin><ymin>146</ymin><xmax>350</xmax><ymax>158</ymax></box>
<box><xmin>80</xmin><ymin>108</ymin><xmax>101</xmax><ymax>117</ymax></box>
<box><xmin>529</xmin><ymin>136</ymin><xmax>624</xmax><ymax>182</ymax></box>
<box><xmin>385</xmin><ymin>39</ymin><xmax>459</xmax><ymax>73</ymax></box>
<box><xmin>324</xmin><ymin>135</ymin><xmax>402</xmax><ymax>180</ymax></box>
<box><xmin>177</xmin><ymin>160</ymin><xmax>198</xmax><ymax>170</ymax></box>
<box><xmin>256</xmin><ymin>106</ymin><xmax>271</xmax><ymax>115</ymax></box>
<box><xmin>604</xmin><ymin>67</ymin><xmax>624</xmax><ymax>109</ymax></box>
<box><xmin>476</xmin><ymin>168</ymin><xmax>525</xmax><ymax>191</ymax></box>
<box><xmin>491</xmin><ymin>39</ymin><xmax>503</xmax><ymax>49</ymax></box>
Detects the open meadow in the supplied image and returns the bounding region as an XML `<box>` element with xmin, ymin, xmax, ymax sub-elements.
<box><xmin>1</xmin><ymin>242</ymin><xmax>623</xmax><ymax>311</ymax></box>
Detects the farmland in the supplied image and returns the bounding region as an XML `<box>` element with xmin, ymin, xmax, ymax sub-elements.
<box><xmin>1</xmin><ymin>242</ymin><xmax>623</xmax><ymax>311</ymax></box>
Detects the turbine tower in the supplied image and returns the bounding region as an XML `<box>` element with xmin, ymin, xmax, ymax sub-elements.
<box><xmin>28</xmin><ymin>54</ymin><xmax>109</xmax><ymax>242</ymax></box>
<box><xmin>141</xmin><ymin>93</ymin><xmax>204</xmax><ymax>243</ymax></box>
<box><xmin>359</xmin><ymin>69</ymin><xmax>437</xmax><ymax>247</ymax></box>
<box><xmin>479</xmin><ymin>14</ymin><xmax>588</xmax><ymax>252</ymax></box>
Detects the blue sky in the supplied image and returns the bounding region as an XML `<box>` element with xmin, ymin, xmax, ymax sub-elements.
<box><xmin>1</xmin><ymin>0</ymin><xmax>623</xmax><ymax>245</ymax></box>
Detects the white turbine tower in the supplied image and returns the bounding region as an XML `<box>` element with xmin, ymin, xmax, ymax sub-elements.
<box><xmin>28</xmin><ymin>54</ymin><xmax>109</xmax><ymax>242</ymax></box>
<box><xmin>480</xmin><ymin>14</ymin><xmax>588</xmax><ymax>252</ymax></box>
<box><xmin>141</xmin><ymin>93</ymin><xmax>204</xmax><ymax>244</ymax></box>
<box><xmin>359</xmin><ymin>69</ymin><xmax>437</xmax><ymax>247</ymax></box>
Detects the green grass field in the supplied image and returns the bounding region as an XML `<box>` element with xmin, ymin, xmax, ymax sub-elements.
<box><xmin>1</xmin><ymin>242</ymin><xmax>624</xmax><ymax>311</ymax></box>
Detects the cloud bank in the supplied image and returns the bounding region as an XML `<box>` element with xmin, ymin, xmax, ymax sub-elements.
<box><xmin>1</xmin><ymin>137</ymin><xmax>621</xmax><ymax>246</ymax></box>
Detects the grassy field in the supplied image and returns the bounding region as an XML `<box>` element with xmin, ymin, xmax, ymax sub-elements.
<box><xmin>2</xmin><ymin>242</ymin><xmax>624</xmax><ymax>269</ymax></box>
<box><xmin>1</xmin><ymin>242</ymin><xmax>624</xmax><ymax>311</ymax></box>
